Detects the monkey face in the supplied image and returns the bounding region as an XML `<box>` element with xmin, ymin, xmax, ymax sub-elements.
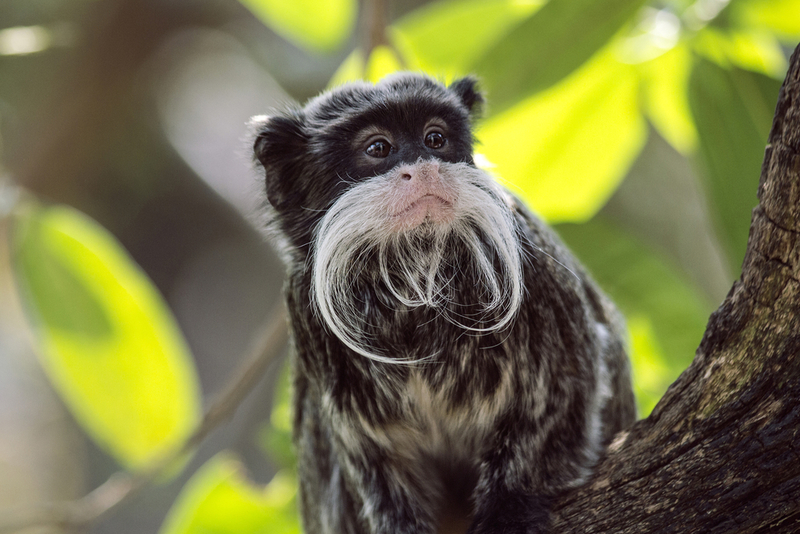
<box><xmin>254</xmin><ymin>74</ymin><xmax>523</xmax><ymax>361</ymax></box>
<box><xmin>253</xmin><ymin>73</ymin><xmax>481</xmax><ymax>224</ymax></box>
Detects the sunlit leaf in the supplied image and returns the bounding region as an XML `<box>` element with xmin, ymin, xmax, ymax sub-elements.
<box><xmin>691</xmin><ymin>27</ymin><xmax>787</xmax><ymax>78</ymax></box>
<box><xmin>638</xmin><ymin>42</ymin><xmax>698</xmax><ymax>153</ymax></box>
<box><xmin>391</xmin><ymin>0</ymin><xmax>543</xmax><ymax>78</ymax></box>
<box><xmin>470</xmin><ymin>0</ymin><xmax>648</xmax><ymax>112</ymax></box>
<box><xmin>11</xmin><ymin>203</ymin><xmax>202</xmax><ymax>472</ymax></box>
<box><xmin>365</xmin><ymin>45</ymin><xmax>404</xmax><ymax>83</ymax></box>
<box><xmin>239</xmin><ymin>0</ymin><xmax>357</xmax><ymax>52</ymax></box>
<box><xmin>259</xmin><ymin>361</ymin><xmax>295</xmax><ymax>470</ymax></box>
<box><xmin>160</xmin><ymin>453</ymin><xmax>300</xmax><ymax>534</ymax></box>
<box><xmin>327</xmin><ymin>46</ymin><xmax>404</xmax><ymax>87</ymax></box>
<box><xmin>688</xmin><ymin>57</ymin><xmax>781</xmax><ymax>271</ymax></box>
<box><xmin>556</xmin><ymin>219</ymin><xmax>713</xmax><ymax>417</ymax></box>
<box><xmin>477</xmin><ymin>45</ymin><xmax>646</xmax><ymax>223</ymax></box>
<box><xmin>730</xmin><ymin>0</ymin><xmax>800</xmax><ymax>40</ymax></box>
<box><xmin>627</xmin><ymin>315</ymin><xmax>673</xmax><ymax>417</ymax></box>
<box><xmin>328</xmin><ymin>48</ymin><xmax>366</xmax><ymax>87</ymax></box>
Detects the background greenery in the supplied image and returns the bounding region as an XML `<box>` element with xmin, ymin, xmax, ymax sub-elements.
<box><xmin>0</xmin><ymin>0</ymin><xmax>798</xmax><ymax>532</ymax></box>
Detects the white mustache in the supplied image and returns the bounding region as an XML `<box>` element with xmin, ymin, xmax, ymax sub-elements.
<box><xmin>311</xmin><ymin>161</ymin><xmax>524</xmax><ymax>364</ymax></box>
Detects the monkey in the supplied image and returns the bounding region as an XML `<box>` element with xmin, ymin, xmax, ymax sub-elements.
<box><xmin>252</xmin><ymin>73</ymin><xmax>636</xmax><ymax>534</ymax></box>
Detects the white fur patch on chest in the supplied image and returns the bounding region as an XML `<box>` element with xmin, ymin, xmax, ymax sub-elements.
<box><xmin>381</xmin><ymin>364</ymin><xmax>514</xmax><ymax>463</ymax></box>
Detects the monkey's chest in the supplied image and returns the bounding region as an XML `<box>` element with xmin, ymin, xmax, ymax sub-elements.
<box><xmin>369</xmin><ymin>364</ymin><xmax>516</xmax><ymax>462</ymax></box>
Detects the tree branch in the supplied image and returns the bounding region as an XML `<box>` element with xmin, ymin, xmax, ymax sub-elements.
<box><xmin>360</xmin><ymin>0</ymin><xmax>389</xmax><ymax>57</ymax></box>
<box><xmin>552</xmin><ymin>42</ymin><xmax>800</xmax><ymax>533</ymax></box>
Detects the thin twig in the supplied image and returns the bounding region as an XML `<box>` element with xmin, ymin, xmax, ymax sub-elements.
<box><xmin>361</xmin><ymin>0</ymin><xmax>389</xmax><ymax>56</ymax></box>
<box><xmin>0</xmin><ymin>301</ymin><xmax>288</xmax><ymax>533</ymax></box>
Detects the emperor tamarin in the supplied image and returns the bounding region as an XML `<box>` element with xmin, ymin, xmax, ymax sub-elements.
<box><xmin>253</xmin><ymin>73</ymin><xmax>636</xmax><ymax>534</ymax></box>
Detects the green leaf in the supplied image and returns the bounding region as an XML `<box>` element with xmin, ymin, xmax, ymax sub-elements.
<box><xmin>391</xmin><ymin>0</ymin><xmax>544</xmax><ymax>78</ymax></box>
<box><xmin>11</xmin><ymin>203</ymin><xmax>201</xmax><ymax>472</ymax></box>
<box><xmin>326</xmin><ymin>46</ymin><xmax>404</xmax><ymax>87</ymax></box>
<box><xmin>328</xmin><ymin>48</ymin><xmax>367</xmax><ymax>87</ymax></box>
<box><xmin>638</xmin><ymin>42</ymin><xmax>698</xmax><ymax>153</ymax></box>
<box><xmin>730</xmin><ymin>0</ymin><xmax>800</xmax><ymax>40</ymax></box>
<box><xmin>476</xmin><ymin>44</ymin><xmax>646</xmax><ymax>223</ymax></box>
<box><xmin>259</xmin><ymin>361</ymin><xmax>295</xmax><ymax>470</ymax></box>
<box><xmin>688</xmin><ymin>57</ymin><xmax>781</xmax><ymax>272</ymax></box>
<box><xmin>365</xmin><ymin>45</ymin><xmax>404</xmax><ymax>83</ymax></box>
<box><xmin>626</xmin><ymin>314</ymin><xmax>674</xmax><ymax>418</ymax></box>
<box><xmin>470</xmin><ymin>0</ymin><xmax>648</xmax><ymax>112</ymax></box>
<box><xmin>239</xmin><ymin>0</ymin><xmax>357</xmax><ymax>52</ymax></box>
<box><xmin>692</xmin><ymin>27</ymin><xmax>787</xmax><ymax>78</ymax></box>
<box><xmin>160</xmin><ymin>453</ymin><xmax>300</xmax><ymax>534</ymax></box>
<box><xmin>556</xmin><ymin>219</ymin><xmax>713</xmax><ymax>417</ymax></box>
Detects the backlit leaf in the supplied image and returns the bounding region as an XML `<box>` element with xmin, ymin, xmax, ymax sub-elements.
<box><xmin>259</xmin><ymin>361</ymin><xmax>295</xmax><ymax>470</ymax></box>
<box><xmin>470</xmin><ymin>0</ymin><xmax>648</xmax><ymax>112</ymax></box>
<box><xmin>730</xmin><ymin>0</ymin><xmax>800</xmax><ymax>40</ymax></box>
<box><xmin>391</xmin><ymin>0</ymin><xmax>543</xmax><ymax>78</ymax></box>
<box><xmin>239</xmin><ymin>0</ymin><xmax>356</xmax><ymax>52</ymax></box>
<box><xmin>688</xmin><ymin>57</ymin><xmax>781</xmax><ymax>271</ymax></box>
<box><xmin>11</xmin><ymin>203</ymin><xmax>201</xmax><ymax>472</ymax></box>
<box><xmin>328</xmin><ymin>48</ymin><xmax>366</xmax><ymax>87</ymax></box>
<box><xmin>365</xmin><ymin>45</ymin><xmax>404</xmax><ymax>83</ymax></box>
<box><xmin>692</xmin><ymin>27</ymin><xmax>787</xmax><ymax>78</ymax></box>
<box><xmin>638</xmin><ymin>42</ymin><xmax>698</xmax><ymax>153</ymax></box>
<box><xmin>327</xmin><ymin>46</ymin><xmax>404</xmax><ymax>86</ymax></box>
<box><xmin>477</xmin><ymin>44</ymin><xmax>646</xmax><ymax>223</ymax></box>
<box><xmin>160</xmin><ymin>453</ymin><xmax>300</xmax><ymax>534</ymax></box>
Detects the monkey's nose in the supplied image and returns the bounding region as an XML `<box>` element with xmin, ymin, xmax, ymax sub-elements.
<box><xmin>399</xmin><ymin>160</ymin><xmax>440</xmax><ymax>183</ymax></box>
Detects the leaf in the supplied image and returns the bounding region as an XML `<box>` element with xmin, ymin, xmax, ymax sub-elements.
<box><xmin>391</xmin><ymin>0</ymin><xmax>544</xmax><ymax>78</ymax></box>
<box><xmin>365</xmin><ymin>45</ymin><xmax>404</xmax><ymax>83</ymax></box>
<box><xmin>470</xmin><ymin>0</ymin><xmax>648</xmax><ymax>112</ymax></box>
<box><xmin>11</xmin><ymin>203</ymin><xmax>202</xmax><ymax>472</ymax></box>
<box><xmin>160</xmin><ymin>453</ymin><xmax>300</xmax><ymax>534</ymax></box>
<box><xmin>259</xmin><ymin>361</ymin><xmax>295</xmax><ymax>470</ymax></box>
<box><xmin>238</xmin><ymin>0</ymin><xmax>357</xmax><ymax>52</ymax></box>
<box><xmin>688</xmin><ymin>57</ymin><xmax>781</xmax><ymax>271</ymax></box>
<box><xmin>327</xmin><ymin>46</ymin><xmax>404</xmax><ymax>87</ymax></box>
<box><xmin>627</xmin><ymin>315</ymin><xmax>673</xmax><ymax>418</ymax></box>
<box><xmin>692</xmin><ymin>27</ymin><xmax>787</xmax><ymax>78</ymax></box>
<box><xmin>730</xmin><ymin>0</ymin><xmax>800</xmax><ymax>40</ymax></box>
<box><xmin>638</xmin><ymin>42</ymin><xmax>698</xmax><ymax>153</ymax></box>
<box><xmin>555</xmin><ymin>219</ymin><xmax>713</xmax><ymax>417</ymax></box>
<box><xmin>476</xmin><ymin>44</ymin><xmax>646</xmax><ymax>223</ymax></box>
<box><xmin>328</xmin><ymin>48</ymin><xmax>366</xmax><ymax>87</ymax></box>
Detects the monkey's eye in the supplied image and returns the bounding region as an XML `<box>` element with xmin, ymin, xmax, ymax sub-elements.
<box><xmin>425</xmin><ymin>131</ymin><xmax>446</xmax><ymax>149</ymax></box>
<box><xmin>365</xmin><ymin>139</ymin><xmax>392</xmax><ymax>158</ymax></box>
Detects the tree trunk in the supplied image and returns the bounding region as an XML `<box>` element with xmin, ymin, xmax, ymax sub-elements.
<box><xmin>551</xmin><ymin>42</ymin><xmax>800</xmax><ymax>533</ymax></box>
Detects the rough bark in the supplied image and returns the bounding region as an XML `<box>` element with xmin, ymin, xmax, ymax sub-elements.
<box><xmin>551</xmin><ymin>43</ymin><xmax>800</xmax><ymax>533</ymax></box>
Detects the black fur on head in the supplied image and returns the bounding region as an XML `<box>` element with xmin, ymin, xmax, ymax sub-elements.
<box><xmin>252</xmin><ymin>73</ymin><xmax>485</xmax><ymax>252</ymax></box>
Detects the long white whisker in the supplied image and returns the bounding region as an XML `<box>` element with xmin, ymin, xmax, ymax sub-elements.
<box><xmin>311</xmin><ymin>162</ymin><xmax>524</xmax><ymax>364</ymax></box>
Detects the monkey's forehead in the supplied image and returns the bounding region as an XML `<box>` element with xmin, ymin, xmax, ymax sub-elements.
<box><xmin>302</xmin><ymin>73</ymin><xmax>468</xmax><ymax>130</ymax></box>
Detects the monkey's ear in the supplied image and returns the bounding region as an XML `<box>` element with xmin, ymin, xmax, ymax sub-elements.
<box><xmin>449</xmin><ymin>76</ymin><xmax>484</xmax><ymax>118</ymax></box>
<box><xmin>252</xmin><ymin>112</ymin><xmax>309</xmax><ymax>210</ymax></box>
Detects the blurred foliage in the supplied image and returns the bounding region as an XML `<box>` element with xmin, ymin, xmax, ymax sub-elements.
<box><xmin>160</xmin><ymin>453</ymin><xmax>299</xmax><ymax>534</ymax></box>
<box><xmin>2</xmin><ymin>0</ymin><xmax>799</xmax><ymax>531</ymax></box>
<box><xmin>11</xmin><ymin>202</ymin><xmax>202</xmax><ymax>472</ymax></box>
<box><xmin>689</xmin><ymin>57</ymin><xmax>781</xmax><ymax>271</ymax></box>
<box><xmin>239</xmin><ymin>0</ymin><xmax>357</xmax><ymax>52</ymax></box>
<box><xmin>556</xmin><ymin>220</ymin><xmax>712</xmax><ymax>414</ymax></box>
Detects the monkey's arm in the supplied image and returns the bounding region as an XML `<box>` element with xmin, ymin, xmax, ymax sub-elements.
<box><xmin>467</xmin><ymin>383</ymin><xmax>601</xmax><ymax>534</ymax></box>
<box><xmin>329</xmin><ymin>423</ymin><xmax>440</xmax><ymax>534</ymax></box>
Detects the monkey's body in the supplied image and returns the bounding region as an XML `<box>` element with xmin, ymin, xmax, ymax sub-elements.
<box><xmin>254</xmin><ymin>74</ymin><xmax>635</xmax><ymax>534</ymax></box>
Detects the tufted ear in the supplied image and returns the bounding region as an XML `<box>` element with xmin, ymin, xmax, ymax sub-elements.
<box><xmin>449</xmin><ymin>76</ymin><xmax>484</xmax><ymax>119</ymax></box>
<box><xmin>252</xmin><ymin>112</ymin><xmax>309</xmax><ymax>210</ymax></box>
